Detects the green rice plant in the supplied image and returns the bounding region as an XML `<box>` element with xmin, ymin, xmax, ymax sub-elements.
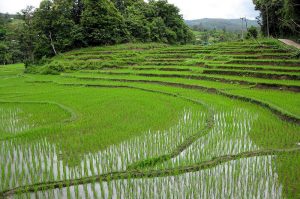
<box><xmin>1</xmin><ymin>38</ymin><xmax>300</xmax><ymax>198</ymax></box>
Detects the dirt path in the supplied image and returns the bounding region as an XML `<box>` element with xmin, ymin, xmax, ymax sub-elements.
<box><xmin>279</xmin><ymin>39</ymin><xmax>300</xmax><ymax>49</ymax></box>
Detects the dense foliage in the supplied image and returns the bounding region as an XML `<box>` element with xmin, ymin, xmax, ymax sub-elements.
<box><xmin>191</xmin><ymin>28</ymin><xmax>241</xmax><ymax>45</ymax></box>
<box><xmin>246</xmin><ymin>26</ymin><xmax>259</xmax><ymax>39</ymax></box>
<box><xmin>0</xmin><ymin>0</ymin><xmax>194</xmax><ymax>65</ymax></box>
<box><xmin>0</xmin><ymin>14</ymin><xmax>24</xmax><ymax>64</ymax></box>
<box><xmin>253</xmin><ymin>0</ymin><xmax>300</xmax><ymax>38</ymax></box>
<box><xmin>190</xmin><ymin>19</ymin><xmax>260</xmax><ymax>44</ymax></box>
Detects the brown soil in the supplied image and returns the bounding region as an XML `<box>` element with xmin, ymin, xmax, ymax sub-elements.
<box><xmin>229</xmin><ymin>60</ymin><xmax>300</xmax><ymax>67</ymax></box>
<box><xmin>203</xmin><ymin>70</ymin><xmax>300</xmax><ymax>80</ymax></box>
<box><xmin>204</xmin><ymin>65</ymin><xmax>300</xmax><ymax>73</ymax></box>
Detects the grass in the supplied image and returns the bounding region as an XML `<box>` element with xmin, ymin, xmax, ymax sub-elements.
<box><xmin>1</xmin><ymin>39</ymin><xmax>300</xmax><ymax>198</ymax></box>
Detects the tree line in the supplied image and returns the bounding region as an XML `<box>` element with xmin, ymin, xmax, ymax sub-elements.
<box><xmin>0</xmin><ymin>0</ymin><xmax>194</xmax><ymax>65</ymax></box>
<box><xmin>253</xmin><ymin>0</ymin><xmax>300</xmax><ymax>38</ymax></box>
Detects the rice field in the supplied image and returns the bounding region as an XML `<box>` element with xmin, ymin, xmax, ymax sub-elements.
<box><xmin>0</xmin><ymin>39</ymin><xmax>300</xmax><ymax>198</ymax></box>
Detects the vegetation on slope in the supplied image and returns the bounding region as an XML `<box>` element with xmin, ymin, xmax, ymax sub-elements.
<box><xmin>1</xmin><ymin>59</ymin><xmax>300</xmax><ymax>198</ymax></box>
<box><xmin>0</xmin><ymin>0</ymin><xmax>194</xmax><ymax>65</ymax></box>
<box><xmin>1</xmin><ymin>39</ymin><xmax>300</xmax><ymax>198</ymax></box>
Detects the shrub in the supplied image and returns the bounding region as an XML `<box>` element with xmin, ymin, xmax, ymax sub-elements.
<box><xmin>246</xmin><ymin>26</ymin><xmax>258</xmax><ymax>39</ymax></box>
<box><xmin>42</xmin><ymin>61</ymin><xmax>65</xmax><ymax>75</ymax></box>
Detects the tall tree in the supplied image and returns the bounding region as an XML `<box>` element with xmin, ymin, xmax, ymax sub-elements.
<box><xmin>253</xmin><ymin>0</ymin><xmax>300</xmax><ymax>37</ymax></box>
<box><xmin>279</xmin><ymin>0</ymin><xmax>300</xmax><ymax>36</ymax></box>
<box><xmin>19</xmin><ymin>6</ymin><xmax>36</xmax><ymax>63</ymax></box>
<box><xmin>1</xmin><ymin>0</ymin><xmax>195</xmax><ymax>65</ymax></box>
<box><xmin>124</xmin><ymin>1</ymin><xmax>151</xmax><ymax>42</ymax></box>
<box><xmin>148</xmin><ymin>0</ymin><xmax>194</xmax><ymax>44</ymax></box>
<box><xmin>33</xmin><ymin>0</ymin><xmax>57</xmax><ymax>56</ymax></box>
<box><xmin>72</xmin><ymin>0</ymin><xmax>84</xmax><ymax>24</ymax></box>
<box><xmin>112</xmin><ymin>0</ymin><xmax>142</xmax><ymax>12</ymax></box>
<box><xmin>81</xmin><ymin>0</ymin><xmax>128</xmax><ymax>45</ymax></box>
<box><xmin>32</xmin><ymin>0</ymin><xmax>84</xmax><ymax>58</ymax></box>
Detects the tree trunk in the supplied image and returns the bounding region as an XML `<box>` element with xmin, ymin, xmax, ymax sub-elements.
<box><xmin>49</xmin><ymin>31</ymin><xmax>57</xmax><ymax>55</ymax></box>
<box><xmin>266</xmin><ymin>6</ymin><xmax>270</xmax><ymax>38</ymax></box>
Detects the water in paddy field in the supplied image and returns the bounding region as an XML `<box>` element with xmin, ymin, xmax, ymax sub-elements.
<box><xmin>13</xmin><ymin>156</ymin><xmax>283</xmax><ymax>199</ymax></box>
<box><xmin>0</xmin><ymin>109</ymin><xmax>205</xmax><ymax>189</ymax></box>
<box><xmin>1</xmin><ymin>108</ymin><xmax>284</xmax><ymax>198</ymax></box>
<box><xmin>0</xmin><ymin>107</ymin><xmax>33</xmax><ymax>134</ymax></box>
<box><xmin>157</xmin><ymin>108</ymin><xmax>260</xmax><ymax>168</ymax></box>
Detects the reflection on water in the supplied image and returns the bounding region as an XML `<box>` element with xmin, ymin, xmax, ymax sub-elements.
<box><xmin>0</xmin><ymin>108</ymin><xmax>32</xmax><ymax>134</ymax></box>
<box><xmin>0</xmin><ymin>109</ymin><xmax>206</xmax><ymax>191</ymax></box>
<box><xmin>157</xmin><ymin>108</ymin><xmax>259</xmax><ymax>168</ymax></box>
<box><xmin>14</xmin><ymin>156</ymin><xmax>283</xmax><ymax>199</ymax></box>
<box><xmin>1</xmin><ymin>108</ymin><xmax>284</xmax><ymax>199</ymax></box>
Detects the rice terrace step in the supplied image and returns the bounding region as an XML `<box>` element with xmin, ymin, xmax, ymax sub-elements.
<box><xmin>1</xmin><ymin>0</ymin><xmax>300</xmax><ymax>198</ymax></box>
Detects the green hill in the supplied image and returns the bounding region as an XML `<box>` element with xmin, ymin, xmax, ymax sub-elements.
<box><xmin>1</xmin><ymin>39</ymin><xmax>300</xmax><ymax>198</ymax></box>
<box><xmin>186</xmin><ymin>18</ymin><xmax>259</xmax><ymax>32</ymax></box>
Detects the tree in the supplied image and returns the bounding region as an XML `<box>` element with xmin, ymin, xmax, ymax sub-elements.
<box><xmin>1</xmin><ymin>0</ymin><xmax>195</xmax><ymax>65</ymax></box>
<box><xmin>0</xmin><ymin>9</ymin><xmax>29</xmax><ymax>64</ymax></box>
<box><xmin>31</xmin><ymin>0</ymin><xmax>85</xmax><ymax>59</ymax></box>
<box><xmin>0</xmin><ymin>42</ymin><xmax>9</xmax><ymax>64</ymax></box>
<box><xmin>124</xmin><ymin>1</ymin><xmax>151</xmax><ymax>42</ymax></box>
<box><xmin>148</xmin><ymin>0</ymin><xmax>194</xmax><ymax>44</ymax></box>
<box><xmin>112</xmin><ymin>0</ymin><xmax>143</xmax><ymax>13</ymax></box>
<box><xmin>81</xmin><ymin>0</ymin><xmax>129</xmax><ymax>45</ymax></box>
<box><xmin>246</xmin><ymin>26</ymin><xmax>259</xmax><ymax>39</ymax></box>
<box><xmin>18</xmin><ymin>6</ymin><xmax>36</xmax><ymax>63</ymax></box>
<box><xmin>33</xmin><ymin>0</ymin><xmax>57</xmax><ymax>56</ymax></box>
<box><xmin>4</xmin><ymin>20</ymin><xmax>23</xmax><ymax>63</ymax></box>
<box><xmin>72</xmin><ymin>0</ymin><xmax>83</xmax><ymax>24</ymax></box>
<box><xmin>279</xmin><ymin>0</ymin><xmax>300</xmax><ymax>36</ymax></box>
<box><xmin>253</xmin><ymin>0</ymin><xmax>300</xmax><ymax>37</ymax></box>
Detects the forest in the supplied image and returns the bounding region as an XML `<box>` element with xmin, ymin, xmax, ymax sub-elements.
<box><xmin>253</xmin><ymin>0</ymin><xmax>300</xmax><ymax>38</ymax></box>
<box><xmin>0</xmin><ymin>0</ymin><xmax>194</xmax><ymax>65</ymax></box>
<box><xmin>1</xmin><ymin>0</ymin><xmax>299</xmax><ymax>66</ymax></box>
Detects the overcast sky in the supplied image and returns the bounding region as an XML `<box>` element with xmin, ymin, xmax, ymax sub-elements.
<box><xmin>0</xmin><ymin>0</ymin><xmax>259</xmax><ymax>20</ymax></box>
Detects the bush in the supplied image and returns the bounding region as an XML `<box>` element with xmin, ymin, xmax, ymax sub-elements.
<box><xmin>246</xmin><ymin>26</ymin><xmax>258</xmax><ymax>39</ymax></box>
<box><xmin>42</xmin><ymin>61</ymin><xmax>65</xmax><ymax>75</ymax></box>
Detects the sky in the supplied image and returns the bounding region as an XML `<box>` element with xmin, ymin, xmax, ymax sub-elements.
<box><xmin>0</xmin><ymin>0</ymin><xmax>260</xmax><ymax>20</ymax></box>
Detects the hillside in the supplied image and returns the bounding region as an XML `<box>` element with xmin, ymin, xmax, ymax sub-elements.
<box><xmin>1</xmin><ymin>39</ymin><xmax>300</xmax><ymax>198</ymax></box>
<box><xmin>185</xmin><ymin>18</ymin><xmax>259</xmax><ymax>32</ymax></box>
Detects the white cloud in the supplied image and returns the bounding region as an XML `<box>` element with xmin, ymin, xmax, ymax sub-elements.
<box><xmin>167</xmin><ymin>0</ymin><xmax>259</xmax><ymax>20</ymax></box>
<box><xmin>0</xmin><ymin>0</ymin><xmax>259</xmax><ymax>20</ymax></box>
<box><xmin>0</xmin><ymin>0</ymin><xmax>41</xmax><ymax>14</ymax></box>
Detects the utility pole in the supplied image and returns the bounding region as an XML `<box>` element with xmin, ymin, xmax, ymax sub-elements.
<box><xmin>244</xmin><ymin>17</ymin><xmax>248</xmax><ymax>29</ymax></box>
<box><xmin>266</xmin><ymin>5</ymin><xmax>270</xmax><ymax>38</ymax></box>
<box><xmin>240</xmin><ymin>17</ymin><xmax>246</xmax><ymax>40</ymax></box>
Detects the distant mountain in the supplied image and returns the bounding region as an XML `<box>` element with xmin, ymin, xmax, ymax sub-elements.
<box><xmin>0</xmin><ymin>13</ymin><xmax>20</xmax><ymax>19</ymax></box>
<box><xmin>185</xmin><ymin>18</ymin><xmax>259</xmax><ymax>32</ymax></box>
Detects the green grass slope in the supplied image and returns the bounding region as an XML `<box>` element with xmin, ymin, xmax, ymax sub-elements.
<box><xmin>1</xmin><ymin>39</ymin><xmax>300</xmax><ymax>198</ymax></box>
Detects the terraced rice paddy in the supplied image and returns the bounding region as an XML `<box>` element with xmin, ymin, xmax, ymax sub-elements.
<box><xmin>0</xmin><ymin>39</ymin><xmax>300</xmax><ymax>198</ymax></box>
